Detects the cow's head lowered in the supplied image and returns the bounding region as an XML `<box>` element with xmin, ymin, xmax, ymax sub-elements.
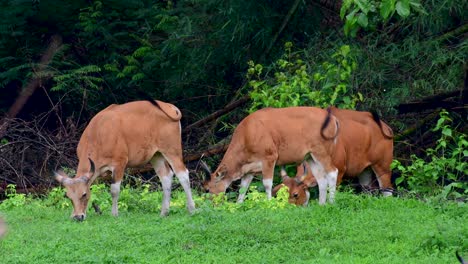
<box><xmin>273</xmin><ymin>163</ymin><xmax>315</xmax><ymax>206</ymax></box>
<box><xmin>201</xmin><ymin>162</ymin><xmax>232</xmax><ymax>194</ymax></box>
<box><xmin>55</xmin><ymin>158</ymin><xmax>95</xmax><ymax>221</ymax></box>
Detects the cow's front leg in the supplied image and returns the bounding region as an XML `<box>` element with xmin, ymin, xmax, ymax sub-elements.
<box><xmin>237</xmin><ymin>174</ymin><xmax>253</xmax><ymax>203</ymax></box>
<box><xmin>110</xmin><ymin>166</ymin><xmax>125</xmax><ymax>216</ymax></box>
<box><xmin>151</xmin><ymin>156</ymin><xmax>174</xmax><ymax>217</ymax></box>
<box><xmin>110</xmin><ymin>181</ymin><xmax>121</xmax><ymax>216</ymax></box>
<box><xmin>326</xmin><ymin>168</ymin><xmax>338</xmax><ymax>203</ymax></box>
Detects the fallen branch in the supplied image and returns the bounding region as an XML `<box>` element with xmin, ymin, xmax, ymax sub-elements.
<box><xmin>182</xmin><ymin>96</ymin><xmax>249</xmax><ymax>133</ymax></box>
<box><xmin>397</xmin><ymin>89</ymin><xmax>466</xmax><ymax>114</ymax></box>
<box><xmin>394</xmin><ymin>111</ymin><xmax>439</xmax><ymax>141</ymax></box>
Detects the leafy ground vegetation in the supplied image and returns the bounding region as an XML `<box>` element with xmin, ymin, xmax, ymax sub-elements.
<box><xmin>0</xmin><ymin>1</ymin><xmax>466</xmax><ymax>263</ymax></box>
<box><xmin>0</xmin><ymin>186</ymin><xmax>467</xmax><ymax>263</ymax></box>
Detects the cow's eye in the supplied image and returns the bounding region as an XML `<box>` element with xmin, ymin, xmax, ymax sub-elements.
<box><xmin>81</xmin><ymin>192</ymin><xmax>87</xmax><ymax>198</ymax></box>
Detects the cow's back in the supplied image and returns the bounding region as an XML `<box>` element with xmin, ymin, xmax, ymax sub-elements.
<box><xmin>331</xmin><ymin>108</ymin><xmax>393</xmax><ymax>176</ymax></box>
<box><xmin>231</xmin><ymin>107</ymin><xmax>337</xmax><ymax>165</ymax></box>
<box><xmin>77</xmin><ymin>100</ymin><xmax>182</xmax><ymax>169</ymax></box>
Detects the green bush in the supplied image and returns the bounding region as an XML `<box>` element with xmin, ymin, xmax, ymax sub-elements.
<box><xmin>392</xmin><ymin>110</ymin><xmax>468</xmax><ymax>198</ymax></box>
<box><xmin>0</xmin><ymin>184</ymin><xmax>31</xmax><ymax>209</ymax></box>
<box><xmin>247</xmin><ymin>42</ymin><xmax>362</xmax><ymax>112</ymax></box>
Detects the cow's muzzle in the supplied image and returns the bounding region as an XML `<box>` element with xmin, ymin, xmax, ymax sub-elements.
<box><xmin>73</xmin><ymin>214</ymin><xmax>85</xmax><ymax>221</ymax></box>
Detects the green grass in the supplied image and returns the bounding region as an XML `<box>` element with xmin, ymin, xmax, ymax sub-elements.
<box><xmin>0</xmin><ymin>191</ymin><xmax>467</xmax><ymax>263</ymax></box>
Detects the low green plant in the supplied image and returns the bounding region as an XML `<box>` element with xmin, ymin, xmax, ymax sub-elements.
<box><xmin>0</xmin><ymin>184</ymin><xmax>31</xmax><ymax>209</ymax></box>
<box><xmin>392</xmin><ymin>110</ymin><xmax>467</xmax><ymax>198</ymax></box>
<box><xmin>43</xmin><ymin>187</ymin><xmax>70</xmax><ymax>209</ymax></box>
<box><xmin>247</xmin><ymin>43</ymin><xmax>362</xmax><ymax>112</ymax></box>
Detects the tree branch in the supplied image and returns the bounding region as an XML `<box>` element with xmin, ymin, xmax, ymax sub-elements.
<box><xmin>182</xmin><ymin>95</ymin><xmax>249</xmax><ymax>133</ymax></box>
<box><xmin>0</xmin><ymin>35</ymin><xmax>63</xmax><ymax>138</ymax></box>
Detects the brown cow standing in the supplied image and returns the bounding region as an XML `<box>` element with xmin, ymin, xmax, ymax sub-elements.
<box><xmin>55</xmin><ymin>100</ymin><xmax>196</xmax><ymax>220</ymax></box>
<box><xmin>203</xmin><ymin>107</ymin><xmax>340</xmax><ymax>205</ymax></box>
<box><xmin>274</xmin><ymin>107</ymin><xmax>394</xmax><ymax>205</ymax></box>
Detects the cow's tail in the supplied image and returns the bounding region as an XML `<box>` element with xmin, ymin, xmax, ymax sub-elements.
<box><xmin>371</xmin><ymin>111</ymin><xmax>393</xmax><ymax>139</ymax></box>
<box><xmin>152</xmin><ymin>100</ymin><xmax>182</xmax><ymax>121</ymax></box>
<box><xmin>320</xmin><ymin>107</ymin><xmax>339</xmax><ymax>140</ymax></box>
<box><xmin>136</xmin><ymin>89</ymin><xmax>182</xmax><ymax>121</ymax></box>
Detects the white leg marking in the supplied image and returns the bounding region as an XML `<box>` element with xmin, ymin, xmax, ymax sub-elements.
<box><xmin>159</xmin><ymin>171</ymin><xmax>173</xmax><ymax>217</ymax></box>
<box><xmin>263</xmin><ymin>178</ymin><xmax>273</xmax><ymax>200</ymax></box>
<box><xmin>175</xmin><ymin>169</ymin><xmax>196</xmax><ymax>214</ymax></box>
<box><xmin>326</xmin><ymin>169</ymin><xmax>338</xmax><ymax>203</ymax></box>
<box><xmin>237</xmin><ymin>174</ymin><xmax>254</xmax><ymax>203</ymax></box>
<box><xmin>371</xmin><ymin>168</ymin><xmax>393</xmax><ymax>197</ymax></box>
<box><xmin>382</xmin><ymin>191</ymin><xmax>393</xmax><ymax>197</ymax></box>
<box><xmin>308</xmin><ymin>159</ymin><xmax>327</xmax><ymax>205</ymax></box>
<box><xmin>110</xmin><ymin>181</ymin><xmax>121</xmax><ymax>217</ymax></box>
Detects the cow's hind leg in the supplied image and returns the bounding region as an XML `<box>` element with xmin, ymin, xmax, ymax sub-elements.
<box><xmin>262</xmin><ymin>159</ymin><xmax>276</xmax><ymax>200</ymax></box>
<box><xmin>308</xmin><ymin>155</ymin><xmax>338</xmax><ymax>205</ymax></box>
<box><xmin>151</xmin><ymin>155</ymin><xmax>174</xmax><ymax>217</ymax></box>
<box><xmin>371</xmin><ymin>163</ymin><xmax>393</xmax><ymax>197</ymax></box>
<box><xmin>237</xmin><ymin>174</ymin><xmax>254</xmax><ymax>203</ymax></box>
<box><xmin>160</xmin><ymin>154</ymin><xmax>196</xmax><ymax>215</ymax></box>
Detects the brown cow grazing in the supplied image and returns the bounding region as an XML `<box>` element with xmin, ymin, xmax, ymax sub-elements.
<box><xmin>202</xmin><ymin>107</ymin><xmax>340</xmax><ymax>205</ymax></box>
<box><xmin>55</xmin><ymin>100</ymin><xmax>196</xmax><ymax>220</ymax></box>
<box><xmin>274</xmin><ymin>107</ymin><xmax>394</xmax><ymax>205</ymax></box>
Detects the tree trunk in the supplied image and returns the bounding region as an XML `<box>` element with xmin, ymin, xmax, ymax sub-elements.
<box><xmin>0</xmin><ymin>35</ymin><xmax>63</xmax><ymax>138</ymax></box>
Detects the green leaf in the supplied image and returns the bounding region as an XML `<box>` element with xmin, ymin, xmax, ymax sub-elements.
<box><xmin>395</xmin><ymin>177</ymin><xmax>404</xmax><ymax>185</ymax></box>
<box><xmin>441</xmin><ymin>128</ymin><xmax>452</xmax><ymax>137</ymax></box>
<box><xmin>380</xmin><ymin>0</ymin><xmax>396</xmax><ymax>20</ymax></box>
<box><xmin>395</xmin><ymin>0</ymin><xmax>410</xmax><ymax>18</ymax></box>
<box><xmin>357</xmin><ymin>13</ymin><xmax>369</xmax><ymax>27</ymax></box>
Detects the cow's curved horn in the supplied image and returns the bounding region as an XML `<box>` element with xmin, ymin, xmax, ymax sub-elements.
<box><xmin>200</xmin><ymin>161</ymin><xmax>212</xmax><ymax>181</ymax></box>
<box><xmin>295</xmin><ymin>163</ymin><xmax>307</xmax><ymax>184</ymax></box>
<box><xmin>88</xmin><ymin>158</ymin><xmax>95</xmax><ymax>174</ymax></box>
<box><xmin>280</xmin><ymin>166</ymin><xmax>288</xmax><ymax>180</ymax></box>
<box><xmin>55</xmin><ymin>170</ymin><xmax>73</xmax><ymax>186</ymax></box>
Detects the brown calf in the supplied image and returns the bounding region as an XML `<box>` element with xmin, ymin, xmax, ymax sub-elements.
<box><xmin>274</xmin><ymin>107</ymin><xmax>394</xmax><ymax>205</ymax></box>
<box><xmin>203</xmin><ymin>107</ymin><xmax>340</xmax><ymax>205</ymax></box>
<box><xmin>272</xmin><ymin>163</ymin><xmax>312</xmax><ymax>206</ymax></box>
<box><xmin>55</xmin><ymin>100</ymin><xmax>195</xmax><ymax>220</ymax></box>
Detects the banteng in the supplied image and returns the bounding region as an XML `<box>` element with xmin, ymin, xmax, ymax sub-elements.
<box><xmin>274</xmin><ymin>107</ymin><xmax>394</xmax><ymax>205</ymax></box>
<box><xmin>202</xmin><ymin>107</ymin><xmax>340</xmax><ymax>205</ymax></box>
<box><xmin>55</xmin><ymin>100</ymin><xmax>195</xmax><ymax>220</ymax></box>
